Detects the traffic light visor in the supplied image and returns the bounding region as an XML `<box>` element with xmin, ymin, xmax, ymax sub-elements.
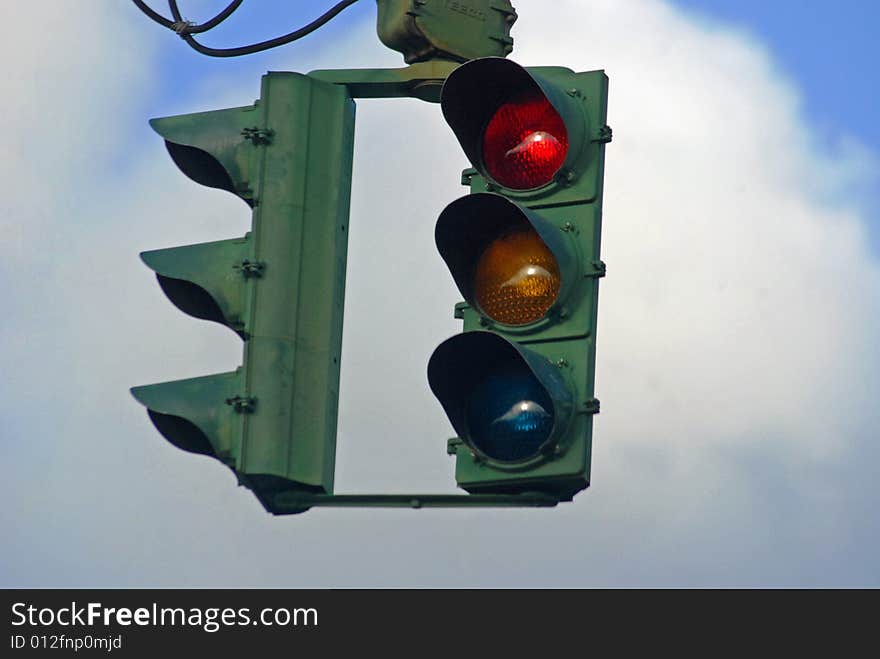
<box><xmin>442</xmin><ymin>58</ymin><xmax>584</xmax><ymax>191</ymax></box>
<box><xmin>150</xmin><ymin>108</ymin><xmax>255</xmax><ymax>206</ymax></box>
<box><xmin>436</xmin><ymin>193</ymin><xmax>575</xmax><ymax>327</ymax></box>
<box><xmin>139</xmin><ymin>237</ymin><xmax>251</xmax><ymax>339</ymax></box>
<box><xmin>130</xmin><ymin>370</ymin><xmax>243</xmax><ymax>460</ymax></box>
<box><xmin>428</xmin><ymin>332</ymin><xmax>573</xmax><ymax>464</ymax></box>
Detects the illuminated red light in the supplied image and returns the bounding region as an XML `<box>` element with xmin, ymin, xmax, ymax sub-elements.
<box><xmin>482</xmin><ymin>94</ymin><xmax>569</xmax><ymax>190</ymax></box>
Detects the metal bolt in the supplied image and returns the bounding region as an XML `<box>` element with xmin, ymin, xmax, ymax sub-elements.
<box><xmin>225</xmin><ymin>395</ymin><xmax>256</xmax><ymax>414</ymax></box>
<box><xmin>241</xmin><ymin>127</ymin><xmax>274</xmax><ymax>145</ymax></box>
<box><xmin>236</xmin><ymin>259</ymin><xmax>265</xmax><ymax>279</ymax></box>
<box><xmin>557</xmin><ymin>169</ymin><xmax>576</xmax><ymax>186</ymax></box>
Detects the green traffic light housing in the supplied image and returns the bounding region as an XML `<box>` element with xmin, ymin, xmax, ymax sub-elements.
<box><xmin>432</xmin><ymin>57</ymin><xmax>610</xmax><ymax>500</ymax></box>
<box><xmin>132</xmin><ymin>72</ymin><xmax>356</xmax><ymax>512</ymax></box>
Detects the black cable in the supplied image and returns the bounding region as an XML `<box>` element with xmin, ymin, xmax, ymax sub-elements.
<box><xmin>171</xmin><ymin>0</ymin><xmax>361</xmax><ymax>58</ymax></box>
<box><xmin>180</xmin><ymin>0</ymin><xmax>244</xmax><ymax>34</ymax></box>
<box><xmin>132</xmin><ymin>0</ymin><xmax>362</xmax><ymax>58</ymax></box>
<box><xmin>132</xmin><ymin>0</ymin><xmax>174</xmax><ymax>28</ymax></box>
<box><xmin>132</xmin><ymin>0</ymin><xmax>243</xmax><ymax>32</ymax></box>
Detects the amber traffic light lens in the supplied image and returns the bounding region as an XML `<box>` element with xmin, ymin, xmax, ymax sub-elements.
<box><xmin>482</xmin><ymin>94</ymin><xmax>569</xmax><ymax>190</ymax></box>
<box><xmin>473</xmin><ymin>227</ymin><xmax>561</xmax><ymax>326</ymax></box>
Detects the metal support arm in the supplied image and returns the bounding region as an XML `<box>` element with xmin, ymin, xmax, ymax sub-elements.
<box><xmin>309</xmin><ymin>60</ymin><xmax>460</xmax><ymax>102</ymax></box>
<box><xmin>269</xmin><ymin>491</ymin><xmax>561</xmax><ymax>514</ymax></box>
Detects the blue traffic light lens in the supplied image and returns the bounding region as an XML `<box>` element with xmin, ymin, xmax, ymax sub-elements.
<box><xmin>465</xmin><ymin>372</ymin><xmax>555</xmax><ymax>462</ymax></box>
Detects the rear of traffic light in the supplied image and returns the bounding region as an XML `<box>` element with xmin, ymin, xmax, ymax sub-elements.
<box><xmin>429</xmin><ymin>57</ymin><xmax>610</xmax><ymax>499</ymax></box>
<box><xmin>131</xmin><ymin>73</ymin><xmax>355</xmax><ymax>512</ymax></box>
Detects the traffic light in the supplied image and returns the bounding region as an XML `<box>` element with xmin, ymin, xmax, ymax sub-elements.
<box><xmin>429</xmin><ymin>57</ymin><xmax>610</xmax><ymax>500</ymax></box>
<box><xmin>131</xmin><ymin>72</ymin><xmax>355</xmax><ymax>513</ymax></box>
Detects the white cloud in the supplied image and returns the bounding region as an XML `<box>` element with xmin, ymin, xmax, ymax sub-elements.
<box><xmin>2</xmin><ymin>0</ymin><xmax>879</xmax><ymax>586</ymax></box>
<box><xmin>0</xmin><ymin>2</ymin><xmax>158</xmax><ymax>255</ymax></box>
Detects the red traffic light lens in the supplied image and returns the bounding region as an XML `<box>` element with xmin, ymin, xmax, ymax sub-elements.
<box><xmin>482</xmin><ymin>94</ymin><xmax>569</xmax><ymax>190</ymax></box>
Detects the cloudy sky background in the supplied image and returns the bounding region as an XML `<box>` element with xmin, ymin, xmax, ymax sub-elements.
<box><xmin>2</xmin><ymin>0</ymin><xmax>878</xmax><ymax>587</ymax></box>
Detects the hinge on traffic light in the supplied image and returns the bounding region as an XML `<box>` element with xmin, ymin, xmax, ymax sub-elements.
<box><xmin>593</xmin><ymin>125</ymin><xmax>613</xmax><ymax>144</ymax></box>
<box><xmin>461</xmin><ymin>167</ymin><xmax>477</xmax><ymax>187</ymax></box>
<box><xmin>555</xmin><ymin>168</ymin><xmax>577</xmax><ymax>187</ymax></box>
<box><xmin>225</xmin><ymin>395</ymin><xmax>257</xmax><ymax>414</ymax></box>
<box><xmin>585</xmin><ymin>260</ymin><xmax>606</xmax><ymax>279</ymax></box>
<box><xmin>583</xmin><ymin>398</ymin><xmax>600</xmax><ymax>415</ymax></box>
<box><xmin>241</xmin><ymin>127</ymin><xmax>274</xmax><ymax>145</ymax></box>
<box><xmin>235</xmin><ymin>259</ymin><xmax>266</xmax><ymax>279</ymax></box>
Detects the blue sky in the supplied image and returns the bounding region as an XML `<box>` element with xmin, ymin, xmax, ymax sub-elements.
<box><xmin>671</xmin><ymin>0</ymin><xmax>880</xmax><ymax>247</ymax></box>
<box><xmin>672</xmin><ymin>0</ymin><xmax>879</xmax><ymax>153</ymax></box>
<box><xmin>2</xmin><ymin>0</ymin><xmax>878</xmax><ymax>587</ymax></box>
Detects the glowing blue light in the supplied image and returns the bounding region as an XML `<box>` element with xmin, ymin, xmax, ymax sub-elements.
<box><xmin>465</xmin><ymin>373</ymin><xmax>554</xmax><ymax>462</ymax></box>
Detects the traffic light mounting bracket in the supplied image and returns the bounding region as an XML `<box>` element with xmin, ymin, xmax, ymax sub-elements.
<box><xmin>309</xmin><ymin>60</ymin><xmax>459</xmax><ymax>103</ymax></box>
<box><xmin>271</xmin><ymin>491</ymin><xmax>560</xmax><ymax>513</ymax></box>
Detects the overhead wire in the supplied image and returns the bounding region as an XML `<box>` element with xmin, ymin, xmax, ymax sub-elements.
<box><xmin>176</xmin><ymin>0</ymin><xmax>245</xmax><ymax>34</ymax></box>
<box><xmin>131</xmin><ymin>0</ymin><xmax>362</xmax><ymax>58</ymax></box>
<box><xmin>132</xmin><ymin>0</ymin><xmax>175</xmax><ymax>28</ymax></box>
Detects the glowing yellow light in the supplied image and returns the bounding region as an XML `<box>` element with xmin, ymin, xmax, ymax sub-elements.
<box><xmin>473</xmin><ymin>227</ymin><xmax>561</xmax><ymax>326</ymax></box>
